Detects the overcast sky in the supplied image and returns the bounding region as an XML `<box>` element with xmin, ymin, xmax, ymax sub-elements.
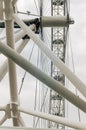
<box><xmin>65</xmin><ymin>0</ymin><xmax>86</xmax><ymax>123</ymax></box>
<box><xmin>0</xmin><ymin>0</ymin><xmax>86</xmax><ymax>128</ymax></box>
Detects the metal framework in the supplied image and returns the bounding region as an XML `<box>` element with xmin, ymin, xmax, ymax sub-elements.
<box><xmin>49</xmin><ymin>0</ymin><xmax>67</xmax><ymax>129</ymax></box>
<box><xmin>0</xmin><ymin>0</ymin><xmax>86</xmax><ymax>130</ymax></box>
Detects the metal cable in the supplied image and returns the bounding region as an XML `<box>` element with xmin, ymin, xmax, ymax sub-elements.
<box><xmin>35</xmin><ymin>35</ymin><xmax>50</xmax><ymax>127</ymax></box>
<box><xmin>18</xmin><ymin>11</ymin><xmax>40</xmax><ymax>17</ymax></box>
<box><xmin>33</xmin><ymin>47</ymin><xmax>39</xmax><ymax>127</ymax></box>
<box><xmin>43</xmin><ymin>1</ymin><xmax>51</xmax><ymax>16</ymax></box>
<box><xmin>18</xmin><ymin>43</ymin><xmax>35</xmax><ymax>95</ymax></box>
<box><xmin>66</xmin><ymin>0</ymin><xmax>70</xmax><ymax>16</ymax></box>
<box><xmin>34</xmin><ymin>88</ymin><xmax>49</xmax><ymax>127</ymax></box>
<box><xmin>34</xmin><ymin>0</ymin><xmax>39</xmax><ymax>14</ymax></box>
<box><xmin>65</xmin><ymin>27</ymin><xmax>81</xmax><ymax>122</ymax></box>
<box><xmin>69</xmin><ymin>33</ymin><xmax>81</xmax><ymax>122</ymax></box>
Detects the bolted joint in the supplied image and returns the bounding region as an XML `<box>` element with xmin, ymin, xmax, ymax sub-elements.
<box><xmin>67</xmin><ymin>14</ymin><xmax>74</xmax><ymax>25</ymax></box>
<box><xmin>6</xmin><ymin>103</ymin><xmax>20</xmax><ymax>119</ymax></box>
<box><xmin>68</xmin><ymin>18</ymin><xmax>74</xmax><ymax>25</ymax></box>
<box><xmin>10</xmin><ymin>102</ymin><xmax>20</xmax><ymax>119</ymax></box>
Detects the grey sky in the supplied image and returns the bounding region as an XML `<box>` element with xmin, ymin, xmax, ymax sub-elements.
<box><xmin>70</xmin><ymin>0</ymin><xmax>86</xmax><ymax>84</ymax></box>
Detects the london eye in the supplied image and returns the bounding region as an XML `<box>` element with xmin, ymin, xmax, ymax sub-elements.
<box><xmin>0</xmin><ymin>0</ymin><xmax>86</xmax><ymax>130</ymax></box>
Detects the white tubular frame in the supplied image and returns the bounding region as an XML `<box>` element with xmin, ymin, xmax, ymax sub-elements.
<box><xmin>0</xmin><ymin>106</ymin><xmax>6</xmax><ymax>111</ymax></box>
<box><xmin>0</xmin><ymin>60</ymin><xmax>8</xmax><ymax>81</ymax></box>
<box><xmin>4</xmin><ymin>0</ymin><xmax>19</xmax><ymax>126</ymax></box>
<box><xmin>0</xmin><ymin>0</ymin><xmax>3</xmax><ymax>20</ymax></box>
<box><xmin>41</xmin><ymin>16</ymin><xmax>73</xmax><ymax>27</ymax></box>
<box><xmin>0</xmin><ymin>41</ymin><xmax>86</xmax><ymax>113</ymax></box>
<box><xmin>0</xmin><ymin>23</ymin><xmax>35</xmax><ymax>81</ymax></box>
<box><xmin>0</xmin><ymin>1</ymin><xmax>85</xmax><ymax>129</ymax></box>
<box><xmin>0</xmin><ymin>39</ymin><xmax>29</xmax><ymax>81</ymax></box>
<box><xmin>0</xmin><ymin>115</ymin><xmax>7</xmax><ymax>125</ymax></box>
<box><xmin>19</xmin><ymin>107</ymin><xmax>86</xmax><ymax>129</ymax></box>
<box><xmin>0</xmin><ymin>127</ymin><xmax>72</xmax><ymax>130</ymax></box>
<box><xmin>6</xmin><ymin>19</ymin><xmax>18</xmax><ymax>104</ymax></box>
<box><xmin>15</xmin><ymin>24</ymin><xmax>35</xmax><ymax>43</ymax></box>
<box><xmin>13</xmin><ymin>14</ymin><xmax>86</xmax><ymax>98</ymax></box>
<box><xmin>18</xmin><ymin>116</ymin><xmax>25</xmax><ymax>127</ymax></box>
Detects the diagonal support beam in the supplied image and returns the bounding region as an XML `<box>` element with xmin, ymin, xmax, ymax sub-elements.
<box><xmin>0</xmin><ymin>42</ymin><xmax>86</xmax><ymax>113</ymax></box>
<box><xmin>14</xmin><ymin>24</ymin><xmax>35</xmax><ymax>43</ymax></box>
<box><xmin>0</xmin><ymin>106</ymin><xmax>6</xmax><ymax>111</ymax></box>
<box><xmin>0</xmin><ymin>115</ymin><xmax>7</xmax><ymax>125</ymax></box>
<box><xmin>19</xmin><ymin>107</ymin><xmax>86</xmax><ymax>129</ymax></box>
<box><xmin>0</xmin><ymin>39</ymin><xmax>29</xmax><ymax>81</ymax></box>
<box><xmin>4</xmin><ymin>0</ymin><xmax>19</xmax><ymax>126</ymax></box>
<box><xmin>18</xmin><ymin>116</ymin><xmax>26</xmax><ymax>127</ymax></box>
<box><xmin>0</xmin><ymin>24</ymin><xmax>35</xmax><ymax>81</ymax></box>
<box><xmin>13</xmin><ymin>14</ymin><xmax>86</xmax><ymax>98</ymax></box>
<box><xmin>0</xmin><ymin>24</ymin><xmax>35</xmax><ymax>45</ymax></box>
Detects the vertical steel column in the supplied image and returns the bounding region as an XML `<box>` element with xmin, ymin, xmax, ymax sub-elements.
<box><xmin>4</xmin><ymin>0</ymin><xmax>19</xmax><ymax>126</ymax></box>
<box><xmin>5</xmin><ymin>20</ymin><xmax>18</xmax><ymax>103</ymax></box>
<box><xmin>0</xmin><ymin>0</ymin><xmax>3</xmax><ymax>20</ymax></box>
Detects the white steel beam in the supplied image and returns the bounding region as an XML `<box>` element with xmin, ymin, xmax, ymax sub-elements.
<box><xmin>0</xmin><ymin>0</ymin><xmax>3</xmax><ymax>20</ymax></box>
<box><xmin>19</xmin><ymin>107</ymin><xmax>86</xmax><ymax>129</ymax></box>
<box><xmin>0</xmin><ymin>39</ymin><xmax>29</xmax><ymax>81</ymax></box>
<box><xmin>0</xmin><ymin>106</ymin><xmax>6</xmax><ymax>111</ymax></box>
<box><xmin>0</xmin><ymin>115</ymin><xmax>7</xmax><ymax>125</ymax></box>
<box><xmin>0</xmin><ymin>23</ymin><xmax>34</xmax><ymax>82</ymax></box>
<box><xmin>0</xmin><ymin>24</ymin><xmax>35</xmax><ymax>45</ymax></box>
<box><xmin>0</xmin><ymin>24</ymin><xmax>35</xmax><ymax>81</ymax></box>
<box><xmin>15</xmin><ymin>24</ymin><xmax>35</xmax><ymax>43</ymax></box>
<box><xmin>0</xmin><ymin>127</ymin><xmax>71</xmax><ymax>130</ymax></box>
<box><xmin>13</xmin><ymin>14</ymin><xmax>86</xmax><ymax>98</ymax></box>
<box><xmin>0</xmin><ymin>60</ymin><xmax>8</xmax><ymax>81</ymax></box>
<box><xmin>41</xmin><ymin>16</ymin><xmax>74</xmax><ymax>27</ymax></box>
<box><xmin>15</xmin><ymin>39</ymin><xmax>30</xmax><ymax>53</ymax></box>
<box><xmin>4</xmin><ymin>0</ymin><xmax>19</xmax><ymax>126</ymax></box>
<box><xmin>18</xmin><ymin>116</ymin><xmax>25</xmax><ymax>127</ymax></box>
<box><xmin>0</xmin><ymin>42</ymin><xmax>86</xmax><ymax>113</ymax></box>
<box><xmin>5</xmin><ymin>19</ymin><xmax>18</xmax><ymax>103</ymax></box>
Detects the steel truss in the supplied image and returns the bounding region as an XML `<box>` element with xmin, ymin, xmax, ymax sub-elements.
<box><xmin>49</xmin><ymin>0</ymin><xmax>69</xmax><ymax>129</ymax></box>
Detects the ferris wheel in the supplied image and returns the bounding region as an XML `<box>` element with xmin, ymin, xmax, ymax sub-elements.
<box><xmin>0</xmin><ymin>0</ymin><xmax>86</xmax><ymax>130</ymax></box>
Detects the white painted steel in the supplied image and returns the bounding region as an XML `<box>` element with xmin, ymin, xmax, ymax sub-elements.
<box><xmin>19</xmin><ymin>107</ymin><xmax>86</xmax><ymax>129</ymax></box>
<box><xmin>0</xmin><ymin>42</ymin><xmax>86</xmax><ymax>113</ymax></box>
<box><xmin>5</xmin><ymin>19</ymin><xmax>18</xmax><ymax>103</ymax></box>
<box><xmin>0</xmin><ymin>0</ymin><xmax>4</xmax><ymax>20</ymax></box>
<box><xmin>41</xmin><ymin>16</ymin><xmax>73</xmax><ymax>27</ymax></box>
<box><xmin>18</xmin><ymin>116</ymin><xmax>25</xmax><ymax>127</ymax></box>
<box><xmin>0</xmin><ymin>106</ymin><xmax>6</xmax><ymax>111</ymax></box>
<box><xmin>13</xmin><ymin>14</ymin><xmax>86</xmax><ymax>98</ymax></box>
<box><xmin>16</xmin><ymin>39</ymin><xmax>29</xmax><ymax>53</ymax></box>
<box><xmin>0</xmin><ymin>24</ymin><xmax>35</xmax><ymax>45</ymax></box>
<box><xmin>5</xmin><ymin>21</ymin><xmax>19</xmax><ymax>126</ymax></box>
<box><xmin>0</xmin><ymin>39</ymin><xmax>29</xmax><ymax>81</ymax></box>
<box><xmin>0</xmin><ymin>127</ymin><xmax>71</xmax><ymax>130</ymax></box>
<box><xmin>0</xmin><ymin>115</ymin><xmax>7</xmax><ymax>125</ymax></box>
<box><xmin>15</xmin><ymin>24</ymin><xmax>35</xmax><ymax>43</ymax></box>
<box><xmin>4</xmin><ymin>0</ymin><xmax>19</xmax><ymax>126</ymax></box>
<box><xmin>4</xmin><ymin>0</ymin><xmax>13</xmax><ymax>20</ymax></box>
<box><xmin>0</xmin><ymin>60</ymin><xmax>8</xmax><ymax>81</ymax></box>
